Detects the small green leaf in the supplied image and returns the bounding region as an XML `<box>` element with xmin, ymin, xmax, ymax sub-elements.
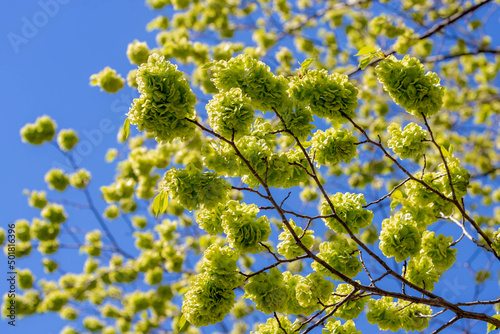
<box><xmin>123</xmin><ymin>118</ymin><xmax>130</xmax><ymax>140</ymax></box>
<box><xmin>441</xmin><ymin>145</ymin><xmax>450</xmax><ymax>158</ymax></box>
<box><xmin>355</xmin><ymin>46</ymin><xmax>376</xmax><ymax>56</ymax></box>
<box><xmin>201</xmin><ymin>62</ymin><xmax>214</xmax><ymax>69</ymax></box>
<box><xmin>178</xmin><ymin>314</ymin><xmax>190</xmax><ymax>332</ymax></box>
<box><xmin>301</xmin><ymin>58</ymin><xmax>315</xmax><ymax>69</ymax></box>
<box><xmin>448</xmin><ymin>144</ymin><xmax>454</xmax><ymax>157</ymax></box>
<box><xmin>391</xmin><ymin>189</ymin><xmax>403</xmax><ymax>200</ymax></box>
<box><xmin>359</xmin><ymin>55</ymin><xmax>375</xmax><ymax>69</ymax></box>
<box><xmin>152</xmin><ymin>193</ymin><xmax>161</xmax><ymax>216</ymax></box>
<box><xmin>390</xmin><ymin>198</ymin><xmax>400</xmax><ymax>211</ymax></box>
<box><xmin>160</xmin><ymin>191</ymin><xmax>169</xmax><ymax>214</ymax></box>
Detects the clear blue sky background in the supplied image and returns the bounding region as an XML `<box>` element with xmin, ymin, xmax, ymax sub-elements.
<box><xmin>1</xmin><ymin>1</ymin><xmax>499</xmax><ymax>334</ymax></box>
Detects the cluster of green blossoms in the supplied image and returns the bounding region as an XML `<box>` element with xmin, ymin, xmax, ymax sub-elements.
<box><xmin>89</xmin><ymin>67</ymin><xmax>124</xmax><ymax>93</ymax></box>
<box><xmin>277</xmin><ymin>219</ymin><xmax>314</xmax><ymax>259</ymax></box>
<box><xmin>379</xmin><ymin>212</ymin><xmax>421</xmax><ymax>262</ymax></box>
<box><xmin>376</xmin><ymin>55</ymin><xmax>444</xmax><ymax>118</ymax></box>
<box><xmin>367</xmin><ymin>297</ymin><xmax>432</xmax><ymax>332</ymax></box>
<box><xmin>288</xmin><ymin>69</ymin><xmax>358</xmax><ymax>125</ymax></box>
<box><xmin>20</xmin><ymin>115</ymin><xmax>56</xmax><ymax>145</ymax></box>
<box><xmin>312</xmin><ymin>237</ymin><xmax>362</xmax><ymax>280</ymax></box>
<box><xmin>310</xmin><ymin>128</ymin><xmax>358</xmax><ymax>166</ymax></box>
<box><xmin>244</xmin><ymin>267</ymin><xmax>288</xmax><ymax>314</ymax></box>
<box><xmin>323</xmin><ymin>319</ymin><xmax>361</xmax><ymax>334</ymax></box>
<box><xmin>211</xmin><ymin>54</ymin><xmax>288</xmax><ymax>112</ymax></box>
<box><xmin>252</xmin><ymin>315</ymin><xmax>298</xmax><ymax>334</ymax></box>
<box><xmin>206</xmin><ymin>88</ymin><xmax>254</xmax><ymax>139</ymax></box>
<box><xmin>128</xmin><ymin>53</ymin><xmax>197</xmax><ymax>142</ymax></box>
<box><xmin>387</xmin><ymin>122</ymin><xmax>427</xmax><ymax>159</ymax></box>
<box><xmin>394</xmin><ymin>157</ymin><xmax>470</xmax><ymax>223</ymax></box>
<box><xmin>161</xmin><ymin>164</ymin><xmax>230</xmax><ymax>211</ymax></box>
<box><xmin>57</xmin><ymin>129</ymin><xmax>79</xmax><ymax>151</ymax></box>
<box><xmin>219</xmin><ymin>201</ymin><xmax>271</xmax><ymax>253</ymax></box>
<box><xmin>182</xmin><ymin>244</ymin><xmax>243</xmax><ymax>327</ymax></box>
<box><xmin>320</xmin><ymin>192</ymin><xmax>373</xmax><ymax>234</ymax></box>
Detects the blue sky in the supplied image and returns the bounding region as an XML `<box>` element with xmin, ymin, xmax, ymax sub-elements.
<box><xmin>1</xmin><ymin>1</ymin><xmax>500</xmax><ymax>334</ymax></box>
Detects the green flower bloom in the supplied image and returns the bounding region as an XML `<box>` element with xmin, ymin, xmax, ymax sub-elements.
<box><xmin>277</xmin><ymin>219</ymin><xmax>314</xmax><ymax>259</ymax></box>
<box><xmin>296</xmin><ymin>272</ymin><xmax>335</xmax><ymax>308</ymax></box>
<box><xmin>128</xmin><ymin>53</ymin><xmax>197</xmax><ymax>142</ymax></box>
<box><xmin>366</xmin><ymin>297</ymin><xmax>402</xmax><ymax>332</ymax></box>
<box><xmin>15</xmin><ymin>219</ymin><xmax>31</xmax><ymax>242</ymax></box>
<box><xmin>212</xmin><ymin>54</ymin><xmax>288</xmax><ymax>112</ymax></box>
<box><xmin>69</xmin><ymin>169</ymin><xmax>91</xmax><ymax>189</ymax></box>
<box><xmin>310</xmin><ymin>128</ymin><xmax>358</xmax><ymax>166</ymax></box>
<box><xmin>41</xmin><ymin>203</ymin><xmax>67</xmax><ymax>224</ymax></box>
<box><xmin>244</xmin><ymin>267</ymin><xmax>289</xmax><ymax>314</ymax></box>
<box><xmin>312</xmin><ymin>238</ymin><xmax>362</xmax><ymax>280</ymax></box>
<box><xmin>323</xmin><ymin>319</ymin><xmax>361</xmax><ymax>334</ymax></box>
<box><xmin>20</xmin><ymin>115</ymin><xmax>57</xmax><ymax>145</ymax></box>
<box><xmin>252</xmin><ymin>315</ymin><xmax>297</xmax><ymax>334</ymax></box>
<box><xmin>90</xmin><ymin>67</ymin><xmax>124</xmax><ymax>93</ymax></box>
<box><xmin>288</xmin><ymin>69</ymin><xmax>358</xmax><ymax>125</ymax></box>
<box><xmin>57</xmin><ymin>129</ymin><xmax>79</xmax><ymax>151</ymax></box>
<box><xmin>376</xmin><ymin>55</ymin><xmax>444</xmax><ymax>118</ymax></box>
<box><xmin>45</xmin><ymin>169</ymin><xmax>69</xmax><ymax>192</ymax></box>
<box><xmin>221</xmin><ymin>201</ymin><xmax>271</xmax><ymax>254</ymax></box>
<box><xmin>127</xmin><ymin>40</ymin><xmax>151</xmax><ymax>65</ymax></box>
<box><xmin>206</xmin><ymin>88</ymin><xmax>254</xmax><ymax>139</ymax></box>
<box><xmin>387</xmin><ymin>122</ymin><xmax>427</xmax><ymax>159</ymax></box>
<box><xmin>182</xmin><ymin>272</ymin><xmax>236</xmax><ymax>327</ymax></box>
<box><xmin>320</xmin><ymin>192</ymin><xmax>373</xmax><ymax>234</ymax></box>
<box><xmin>421</xmin><ymin>231</ymin><xmax>457</xmax><ymax>274</ymax></box>
<box><xmin>282</xmin><ymin>272</ymin><xmax>318</xmax><ymax>315</ymax></box>
<box><xmin>161</xmin><ymin>164</ymin><xmax>230</xmax><ymax>211</ymax></box>
<box><xmin>399</xmin><ymin>301</ymin><xmax>432</xmax><ymax>332</ymax></box>
<box><xmin>199</xmin><ymin>244</ymin><xmax>243</xmax><ymax>289</ymax></box>
<box><xmin>380</xmin><ymin>212</ymin><xmax>422</xmax><ymax>262</ymax></box>
<box><xmin>32</xmin><ymin>218</ymin><xmax>60</xmax><ymax>241</ymax></box>
<box><xmin>405</xmin><ymin>255</ymin><xmax>439</xmax><ymax>291</ymax></box>
<box><xmin>18</xmin><ymin>269</ymin><xmax>34</xmax><ymax>289</ymax></box>
<box><xmin>327</xmin><ymin>283</ymin><xmax>367</xmax><ymax>320</ymax></box>
<box><xmin>27</xmin><ymin>190</ymin><xmax>48</xmax><ymax>209</ymax></box>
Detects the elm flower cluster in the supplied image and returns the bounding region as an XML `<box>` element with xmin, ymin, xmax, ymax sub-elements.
<box><xmin>244</xmin><ymin>267</ymin><xmax>289</xmax><ymax>314</ymax></box>
<box><xmin>420</xmin><ymin>231</ymin><xmax>456</xmax><ymax>274</ymax></box>
<box><xmin>277</xmin><ymin>101</ymin><xmax>315</xmax><ymax>141</ymax></box>
<box><xmin>182</xmin><ymin>245</ymin><xmax>242</xmax><ymax>327</ymax></box>
<box><xmin>45</xmin><ymin>169</ymin><xmax>69</xmax><ymax>192</ymax></box>
<box><xmin>57</xmin><ymin>129</ymin><xmax>79</xmax><ymax>151</ymax></box>
<box><xmin>27</xmin><ymin>190</ymin><xmax>48</xmax><ymax>209</ymax></box>
<box><xmin>69</xmin><ymin>169</ymin><xmax>91</xmax><ymax>189</ymax></box>
<box><xmin>288</xmin><ymin>69</ymin><xmax>358</xmax><ymax>125</ymax></box>
<box><xmin>327</xmin><ymin>283</ymin><xmax>367</xmax><ymax>320</ymax></box>
<box><xmin>387</xmin><ymin>122</ymin><xmax>427</xmax><ymax>159</ymax></box>
<box><xmin>379</xmin><ymin>212</ymin><xmax>421</xmax><ymax>262</ymax></box>
<box><xmin>221</xmin><ymin>200</ymin><xmax>271</xmax><ymax>253</ymax></box>
<box><xmin>90</xmin><ymin>67</ymin><xmax>124</xmax><ymax>93</ymax></box>
<box><xmin>101</xmin><ymin>178</ymin><xmax>135</xmax><ymax>203</ymax></box>
<box><xmin>404</xmin><ymin>254</ymin><xmax>439</xmax><ymax>291</ymax></box>
<box><xmin>211</xmin><ymin>54</ymin><xmax>288</xmax><ymax>112</ymax></box>
<box><xmin>295</xmin><ymin>272</ymin><xmax>334</xmax><ymax>309</ymax></box>
<box><xmin>161</xmin><ymin>164</ymin><xmax>230</xmax><ymax>211</ymax></box>
<box><xmin>126</xmin><ymin>40</ymin><xmax>151</xmax><ymax>65</ymax></box>
<box><xmin>376</xmin><ymin>55</ymin><xmax>444</xmax><ymax>118</ymax></box>
<box><xmin>206</xmin><ymin>88</ymin><xmax>254</xmax><ymax>139</ymax></box>
<box><xmin>311</xmin><ymin>238</ymin><xmax>362</xmax><ymax>280</ymax></box>
<box><xmin>20</xmin><ymin>115</ymin><xmax>57</xmax><ymax>145</ymax></box>
<box><xmin>277</xmin><ymin>219</ymin><xmax>314</xmax><ymax>259</ymax></box>
<box><xmin>320</xmin><ymin>192</ymin><xmax>373</xmax><ymax>234</ymax></box>
<box><xmin>128</xmin><ymin>53</ymin><xmax>197</xmax><ymax>142</ymax></box>
<box><xmin>41</xmin><ymin>203</ymin><xmax>67</xmax><ymax>224</ymax></box>
<box><xmin>195</xmin><ymin>205</ymin><xmax>225</xmax><ymax>235</ymax></box>
<box><xmin>324</xmin><ymin>319</ymin><xmax>361</xmax><ymax>334</ymax></box>
<box><xmin>282</xmin><ymin>272</ymin><xmax>318</xmax><ymax>315</ymax></box>
<box><xmin>252</xmin><ymin>316</ymin><xmax>297</xmax><ymax>334</ymax></box>
<box><xmin>310</xmin><ymin>128</ymin><xmax>358</xmax><ymax>167</ymax></box>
